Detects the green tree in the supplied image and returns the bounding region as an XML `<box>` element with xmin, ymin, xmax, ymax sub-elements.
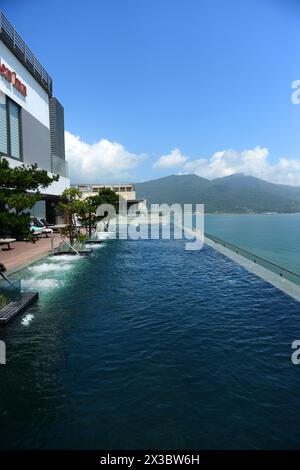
<box><xmin>0</xmin><ymin>157</ymin><xmax>59</xmax><ymax>240</ymax></box>
<box><xmin>77</xmin><ymin>188</ymin><xmax>121</xmax><ymax>238</ymax></box>
<box><xmin>97</xmin><ymin>187</ymin><xmax>120</xmax><ymax>209</ymax></box>
<box><xmin>58</xmin><ymin>187</ymin><xmax>83</xmax><ymax>244</ymax></box>
<box><xmin>94</xmin><ymin>188</ymin><xmax>120</xmax><ymax>231</ymax></box>
<box><xmin>78</xmin><ymin>194</ymin><xmax>103</xmax><ymax>238</ymax></box>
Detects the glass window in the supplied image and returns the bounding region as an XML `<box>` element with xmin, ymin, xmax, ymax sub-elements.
<box><xmin>8</xmin><ymin>99</ymin><xmax>21</xmax><ymax>160</ymax></box>
<box><xmin>0</xmin><ymin>92</ymin><xmax>7</xmax><ymax>155</ymax></box>
<box><xmin>30</xmin><ymin>200</ymin><xmax>46</xmax><ymax>219</ymax></box>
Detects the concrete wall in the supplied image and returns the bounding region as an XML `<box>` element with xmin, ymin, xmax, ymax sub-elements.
<box><xmin>6</xmin><ymin>156</ymin><xmax>70</xmax><ymax>195</ymax></box>
<box><xmin>21</xmin><ymin>108</ymin><xmax>51</xmax><ymax>171</ymax></box>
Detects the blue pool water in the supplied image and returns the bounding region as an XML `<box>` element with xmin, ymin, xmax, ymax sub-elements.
<box><xmin>0</xmin><ymin>237</ymin><xmax>300</xmax><ymax>449</ymax></box>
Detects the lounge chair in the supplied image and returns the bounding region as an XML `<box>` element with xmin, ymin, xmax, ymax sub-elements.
<box><xmin>0</xmin><ymin>238</ymin><xmax>16</xmax><ymax>250</ymax></box>
<box><xmin>51</xmin><ymin>224</ymin><xmax>67</xmax><ymax>231</ymax></box>
<box><xmin>39</xmin><ymin>218</ymin><xmax>67</xmax><ymax>232</ymax></box>
<box><xmin>40</xmin><ymin>218</ymin><xmax>54</xmax><ymax>227</ymax></box>
<box><xmin>29</xmin><ymin>225</ymin><xmax>42</xmax><ymax>240</ymax></box>
<box><xmin>32</xmin><ymin>219</ymin><xmax>53</xmax><ymax>238</ymax></box>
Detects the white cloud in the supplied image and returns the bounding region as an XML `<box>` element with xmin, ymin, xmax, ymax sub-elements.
<box><xmin>65</xmin><ymin>131</ymin><xmax>300</xmax><ymax>186</ymax></box>
<box><xmin>153</xmin><ymin>148</ymin><xmax>188</xmax><ymax>170</ymax></box>
<box><xmin>65</xmin><ymin>131</ymin><xmax>146</xmax><ymax>183</ymax></box>
<box><xmin>183</xmin><ymin>146</ymin><xmax>300</xmax><ymax>186</ymax></box>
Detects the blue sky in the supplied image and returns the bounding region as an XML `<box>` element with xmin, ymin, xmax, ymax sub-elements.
<box><xmin>2</xmin><ymin>0</ymin><xmax>300</xmax><ymax>184</ymax></box>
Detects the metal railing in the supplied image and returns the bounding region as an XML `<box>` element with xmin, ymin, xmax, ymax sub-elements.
<box><xmin>0</xmin><ymin>11</ymin><xmax>52</xmax><ymax>96</ymax></box>
<box><xmin>205</xmin><ymin>232</ymin><xmax>300</xmax><ymax>287</ymax></box>
<box><xmin>50</xmin><ymin>234</ymin><xmax>80</xmax><ymax>255</ymax></box>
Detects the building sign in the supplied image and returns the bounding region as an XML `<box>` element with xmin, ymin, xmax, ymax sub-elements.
<box><xmin>0</xmin><ymin>60</ymin><xmax>27</xmax><ymax>97</ymax></box>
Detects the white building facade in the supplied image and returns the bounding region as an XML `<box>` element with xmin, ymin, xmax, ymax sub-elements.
<box><xmin>0</xmin><ymin>11</ymin><xmax>69</xmax><ymax>222</ymax></box>
<box><xmin>72</xmin><ymin>183</ymin><xmax>147</xmax><ymax>212</ymax></box>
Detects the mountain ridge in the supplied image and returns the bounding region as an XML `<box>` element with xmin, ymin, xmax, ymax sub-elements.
<box><xmin>135</xmin><ymin>173</ymin><xmax>300</xmax><ymax>213</ymax></box>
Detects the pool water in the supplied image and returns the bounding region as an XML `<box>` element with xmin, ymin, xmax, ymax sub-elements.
<box><xmin>0</xmin><ymin>238</ymin><xmax>300</xmax><ymax>449</ymax></box>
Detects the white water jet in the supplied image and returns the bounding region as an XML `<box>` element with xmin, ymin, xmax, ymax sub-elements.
<box><xmin>21</xmin><ymin>314</ymin><xmax>34</xmax><ymax>326</ymax></box>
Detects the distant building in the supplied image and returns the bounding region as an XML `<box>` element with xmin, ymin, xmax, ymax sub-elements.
<box><xmin>72</xmin><ymin>183</ymin><xmax>147</xmax><ymax>211</ymax></box>
<box><xmin>0</xmin><ymin>11</ymin><xmax>69</xmax><ymax>222</ymax></box>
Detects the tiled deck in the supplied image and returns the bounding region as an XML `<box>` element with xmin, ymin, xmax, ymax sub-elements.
<box><xmin>0</xmin><ymin>237</ymin><xmax>61</xmax><ymax>274</ymax></box>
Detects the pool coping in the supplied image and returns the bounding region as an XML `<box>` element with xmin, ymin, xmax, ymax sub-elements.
<box><xmin>7</xmin><ymin>250</ymin><xmax>54</xmax><ymax>276</ymax></box>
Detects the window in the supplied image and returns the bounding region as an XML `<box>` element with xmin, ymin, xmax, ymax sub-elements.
<box><xmin>8</xmin><ymin>100</ymin><xmax>21</xmax><ymax>160</ymax></box>
<box><xmin>30</xmin><ymin>200</ymin><xmax>46</xmax><ymax>219</ymax></box>
<box><xmin>0</xmin><ymin>92</ymin><xmax>22</xmax><ymax>160</ymax></box>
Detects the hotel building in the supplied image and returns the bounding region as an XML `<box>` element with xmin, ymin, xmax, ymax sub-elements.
<box><xmin>0</xmin><ymin>11</ymin><xmax>69</xmax><ymax>222</ymax></box>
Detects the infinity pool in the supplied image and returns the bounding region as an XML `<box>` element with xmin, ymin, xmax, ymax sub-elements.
<box><xmin>0</xmin><ymin>238</ymin><xmax>300</xmax><ymax>449</ymax></box>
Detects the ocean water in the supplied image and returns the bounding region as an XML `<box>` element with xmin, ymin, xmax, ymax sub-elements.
<box><xmin>0</xmin><ymin>236</ymin><xmax>300</xmax><ymax>449</ymax></box>
<box><xmin>205</xmin><ymin>213</ymin><xmax>300</xmax><ymax>273</ymax></box>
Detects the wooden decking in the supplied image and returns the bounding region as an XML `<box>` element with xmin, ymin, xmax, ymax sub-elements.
<box><xmin>0</xmin><ymin>237</ymin><xmax>61</xmax><ymax>274</ymax></box>
<box><xmin>0</xmin><ymin>292</ymin><xmax>38</xmax><ymax>325</ymax></box>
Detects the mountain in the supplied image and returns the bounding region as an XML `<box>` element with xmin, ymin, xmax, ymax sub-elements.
<box><xmin>135</xmin><ymin>174</ymin><xmax>300</xmax><ymax>213</ymax></box>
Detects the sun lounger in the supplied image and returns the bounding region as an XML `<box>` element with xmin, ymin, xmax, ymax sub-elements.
<box><xmin>0</xmin><ymin>238</ymin><xmax>16</xmax><ymax>250</ymax></box>
<box><xmin>40</xmin><ymin>218</ymin><xmax>54</xmax><ymax>227</ymax></box>
<box><xmin>51</xmin><ymin>224</ymin><xmax>67</xmax><ymax>231</ymax></box>
<box><xmin>41</xmin><ymin>228</ymin><xmax>53</xmax><ymax>238</ymax></box>
<box><xmin>32</xmin><ymin>219</ymin><xmax>53</xmax><ymax>237</ymax></box>
<box><xmin>35</xmin><ymin>218</ymin><xmax>66</xmax><ymax>232</ymax></box>
<box><xmin>29</xmin><ymin>226</ymin><xmax>42</xmax><ymax>240</ymax></box>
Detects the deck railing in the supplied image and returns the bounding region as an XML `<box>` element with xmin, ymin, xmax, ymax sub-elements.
<box><xmin>205</xmin><ymin>232</ymin><xmax>300</xmax><ymax>287</ymax></box>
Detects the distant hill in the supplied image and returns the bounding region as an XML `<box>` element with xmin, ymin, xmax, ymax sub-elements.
<box><xmin>135</xmin><ymin>174</ymin><xmax>300</xmax><ymax>213</ymax></box>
